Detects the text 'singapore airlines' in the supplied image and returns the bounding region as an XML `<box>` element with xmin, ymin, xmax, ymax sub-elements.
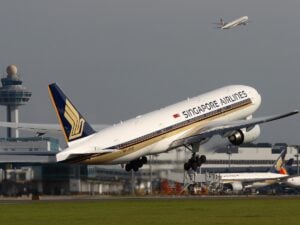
<box><xmin>182</xmin><ymin>91</ymin><xmax>248</xmax><ymax>119</ymax></box>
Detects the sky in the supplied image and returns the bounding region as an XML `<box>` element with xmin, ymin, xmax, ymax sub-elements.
<box><xmin>0</xmin><ymin>0</ymin><xmax>299</xmax><ymax>144</ymax></box>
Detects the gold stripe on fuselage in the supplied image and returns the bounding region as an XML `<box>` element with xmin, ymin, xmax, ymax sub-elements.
<box><xmin>76</xmin><ymin>100</ymin><xmax>253</xmax><ymax>164</ymax></box>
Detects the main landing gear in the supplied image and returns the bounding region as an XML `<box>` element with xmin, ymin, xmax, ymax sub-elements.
<box><xmin>183</xmin><ymin>144</ymin><xmax>206</xmax><ymax>172</ymax></box>
<box><xmin>184</xmin><ymin>153</ymin><xmax>206</xmax><ymax>171</ymax></box>
<box><xmin>125</xmin><ymin>156</ymin><xmax>147</xmax><ymax>172</ymax></box>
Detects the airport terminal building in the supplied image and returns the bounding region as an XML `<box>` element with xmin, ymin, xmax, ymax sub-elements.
<box><xmin>0</xmin><ymin>136</ymin><xmax>299</xmax><ymax>196</ymax></box>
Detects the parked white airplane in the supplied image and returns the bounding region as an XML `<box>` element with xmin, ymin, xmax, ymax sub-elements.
<box><xmin>215</xmin><ymin>16</ymin><xmax>249</xmax><ymax>30</ymax></box>
<box><xmin>218</xmin><ymin>149</ymin><xmax>293</xmax><ymax>191</ymax></box>
<box><xmin>47</xmin><ymin>83</ymin><xmax>298</xmax><ymax>172</ymax></box>
<box><xmin>0</xmin><ymin>84</ymin><xmax>298</xmax><ymax>172</ymax></box>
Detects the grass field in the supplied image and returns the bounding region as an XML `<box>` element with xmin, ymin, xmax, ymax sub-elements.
<box><xmin>0</xmin><ymin>197</ymin><xmax>300</xmax><ymax>225</ymax></box>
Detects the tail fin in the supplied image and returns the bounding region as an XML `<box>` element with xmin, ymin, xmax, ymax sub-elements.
<box><xmin>286</xmin><ymin>158</ymin><xmax>294</xmax><ymax>167</ymax></box>
<box><xmin>48</xmin><ymin>83</ymin><xmax>95</xmax><ymax>144</ymax></box>
<box><xmin>269</xmin><ymin>149</ymin><xmax>288</xmax><ymax>175</ymax></box>
<box><xmin>220</xmin><ymin>18</ymin><xmax>225</xmax><ymax>26</ymax></box>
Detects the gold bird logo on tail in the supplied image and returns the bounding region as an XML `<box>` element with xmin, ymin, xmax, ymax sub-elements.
<box><xmin>64</xmin><ymin>99</ymin><xmax>85</xmax><ymax>140</ymax></box>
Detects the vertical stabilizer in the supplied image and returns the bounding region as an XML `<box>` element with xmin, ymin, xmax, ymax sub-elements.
<box><xmin>48</xmin><ymin>83</ymin><xmax>95</xmax><ymax>144</ymax></box>
<box><xmin>220</xmin><ymin>18</ymin><xmax>225</xmax><ymax>26</ymax></box>
<box><xmin>269</xmin><ymin>149</ymin><xmax>288</xmax><ymax>174</ymax></box>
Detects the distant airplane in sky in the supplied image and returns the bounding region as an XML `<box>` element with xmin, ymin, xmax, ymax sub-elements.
<box><xmin>214</xmin><ymin>16</ymin><xmax>249</xmax><ymax>30</ymax></box>
<box><xmin>0</xmin><ymin>84</ymin><xmax>298</xmax><ymax>172</ymax></box>
<box><xmin>218</xmin><ymin>149</ymin><xmax>295</xmax><ymax>192</ymax></box>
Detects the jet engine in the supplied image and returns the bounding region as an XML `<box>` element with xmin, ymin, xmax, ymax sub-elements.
<box><xmin>223</xmin><ymin>182</ymin><xmax>243</xmax><ymax>191</ymax></box>
<box><xmin>231</xmin><ymin>182</ymin><xmax>243</xmax><ymax>191</ymax></box>
<box><xmin>285</xmin><ymin>177</ymin><xmax>300</xmax><ymax>188</ymax></box>
<box><xmin>228</xmin><ymin>125</ymin><xmax>261</xmax><ymax>146</ymax></box>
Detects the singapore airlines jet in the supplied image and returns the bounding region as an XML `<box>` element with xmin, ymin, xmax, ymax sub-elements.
<box><xmin>219</xmin><ymin>149</ymin><xmax>293</xmax><ymax>192</ymax></box>
<box><xmin>44</xmin><ymin>83</ymin><xmax>297</xmax><ymax>172</ymax></box>
<box><xmin>215</xmin><ymin>16</ymin><xmax>249</xmax><ymax>30</ymax></box>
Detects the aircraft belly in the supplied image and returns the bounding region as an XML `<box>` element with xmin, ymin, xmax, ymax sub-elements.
<box><xmin>81</xmin><ymin>146</ymin><xmax>148</xmax><ymax>164</ymax></box>
<box><xmin>80</xmin><ymin>126</ymin><xmax>196</xmax><ymax>164</ymax></box>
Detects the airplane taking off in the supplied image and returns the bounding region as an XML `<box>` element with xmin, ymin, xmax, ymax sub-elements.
<box><xmin>0</xmin><ymin>84</ymin><xmax>297</xmax><ymax>172</ymax></box>
<box><xmin>44</xmin><ymin>83</ymin><xmax>298</xmax><ymax>172</ymax></box>
<box><xmin>215</xmin><ymin>16</ymin><xmax>249</xmax><ymax>29</ymax></box>
<box><xmin>218</xmin><ymin>149</ymin><xmax>293</xmax><ymax>191</ymax></box>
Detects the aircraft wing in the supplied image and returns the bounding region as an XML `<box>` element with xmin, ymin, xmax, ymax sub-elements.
<box><xmin>170</xmin><ymin>110</ymin><xmax>298</xmax><ymax>149</ymax></box>
<box><xmin>0</xmin><ymin>121</ymin><xmax>108</xmax><ymax>135</ymax></box>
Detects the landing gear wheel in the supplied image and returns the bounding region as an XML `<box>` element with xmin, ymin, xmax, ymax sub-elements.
<box><xmin>184</xmin><ymin>153</ymin><xmax>207</xmax><ymax>171</ymax></box>
<box><xmin>133</xmin><ymin>165</ymin><xmax>139</xmax><ymax>172</ymax></box>
<box><xmin>191</xmin><ymin>162</ymin><xmax>198</xmax><ymax>171</ymax></box>
<box><xmin>141</xmin><ymin>156</ymin><xmax>147</xmax><ymax>164</ymax></box>
<box><xmin>138</xmin><ymin>160</ymin><xmax>143</xmax><ymax>168</ymax></box>
<box><xmin>125</xmin><ymin>156</ymin><xmax>148</xmax><ymax>172</ymax></box>
<box><xmin>195</xmin><ymin>155</ymin><xmax>201</xmax><ymax>164</ymax></box>
<box><xmin>125</xmin><ymin>164</ymin><xmax>132</xmax><ymax>172</ymax></box>
<box><xmin>200</xmin><ymin>155</ymin><xmax>206</xmax><ymax>164</ymax></box>
<box><xmin>184</xmin><ymin>162</ymin><xmax>191</xmax><ymax>171</ymax></box>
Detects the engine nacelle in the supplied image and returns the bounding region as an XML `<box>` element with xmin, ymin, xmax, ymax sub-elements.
<box><xmin>223</xmin><ymin>182</ymin><xmax>243</xmax><ymax>191</ymax></box>
<box><xmin>228</xmin><ymin>125</ymin><xmax>261</xmax><ymax>146</ymax></box>
<box><xmin>285</xmin><ymin>177</ymin><xmax>300</xmax><ymax>188</ymax></box>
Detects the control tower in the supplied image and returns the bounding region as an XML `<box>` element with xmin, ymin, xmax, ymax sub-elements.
<box><xmin>0</xmin><ymin>65</ymin><xmax>32</xmax><ymax>138</ymax></box>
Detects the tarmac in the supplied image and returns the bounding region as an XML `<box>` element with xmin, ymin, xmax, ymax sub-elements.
<box><xmin>1</xmin><ymin>194</ymin><xmax>300</xmax><ymax>202</ymax></box>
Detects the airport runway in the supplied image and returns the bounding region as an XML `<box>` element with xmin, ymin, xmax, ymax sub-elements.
<box><xmin>1</xmin><ymin>194</ymin><xmax>300</xmax><ymax>203</ymax></box>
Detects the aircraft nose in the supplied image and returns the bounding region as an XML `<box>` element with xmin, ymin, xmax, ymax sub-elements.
<box><xmin>252</xmin><ymin>87</ymin><xmax>261</xmax><ymax>108</ymax></box>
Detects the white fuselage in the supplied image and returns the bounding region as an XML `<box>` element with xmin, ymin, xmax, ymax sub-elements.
<box><xmin>219</xmin><ymin>172</ymin><xmax>288</xmax><ymax>189</ymax></box>
<box><xmin>222</xmin><ymin>16</ymin><xmax>249</xmax><ymax>29</ymax></box>
<box><xmin>56</xmin><ymin>85</ymin><xmax>261</xmax><ymax>164</ymax></box>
